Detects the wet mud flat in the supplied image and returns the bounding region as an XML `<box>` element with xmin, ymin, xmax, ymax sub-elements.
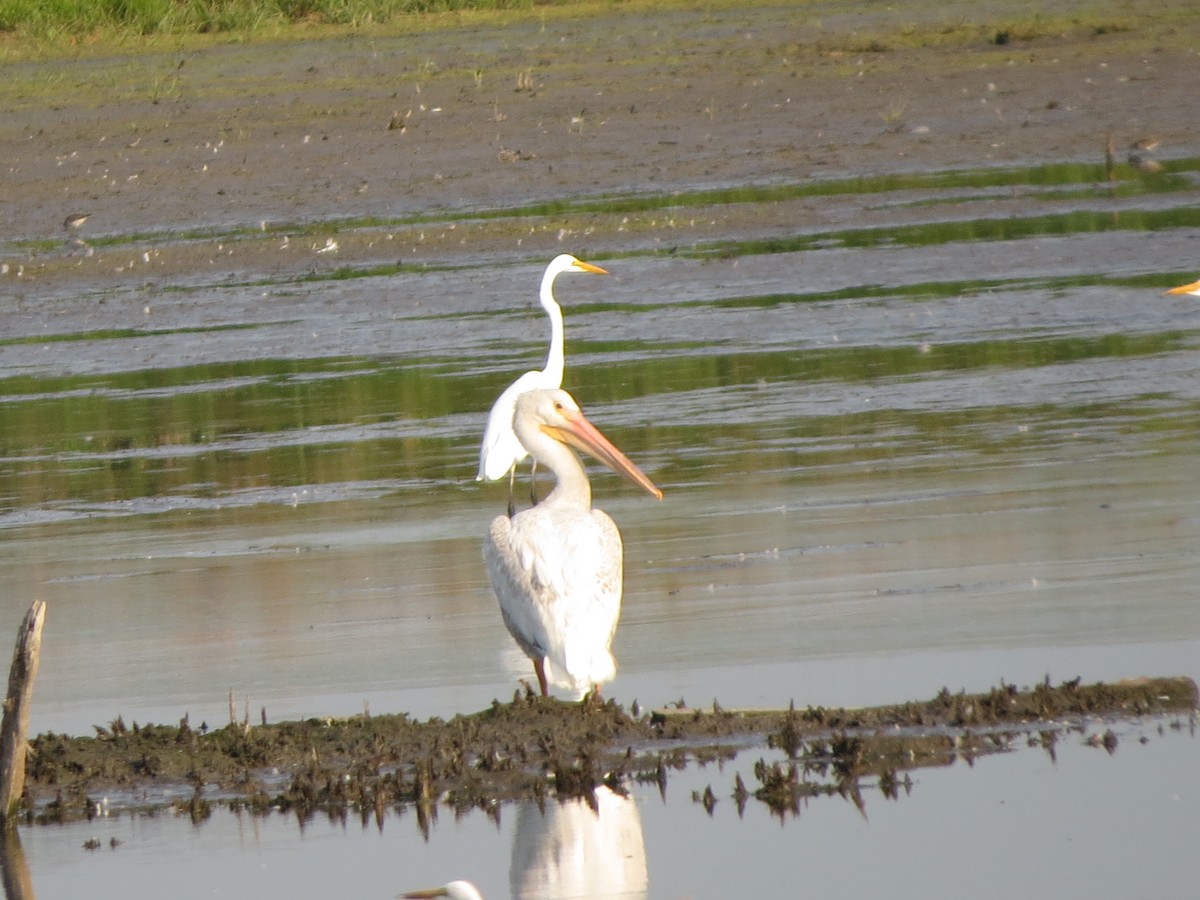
<box><xmin>20</xmin><ymin>676</ymin><xmax>1196</xmax><ymax>826</ymax></box>
<box><xmin>3</xmin><ymin>0</ymin><xmax>1200</xmax><ymax>309</ymax></box>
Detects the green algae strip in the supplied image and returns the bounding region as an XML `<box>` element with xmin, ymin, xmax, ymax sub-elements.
<box><xmin>11</xmin><ymin>154</ymin><xmax>1199</xmax><ymax>260</ymax></box>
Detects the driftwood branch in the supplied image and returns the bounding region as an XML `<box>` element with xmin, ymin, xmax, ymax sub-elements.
<box><xmin>0</xmin><ymin>601</ymin><xmax>46</xmax><ymax>826</ymax></box>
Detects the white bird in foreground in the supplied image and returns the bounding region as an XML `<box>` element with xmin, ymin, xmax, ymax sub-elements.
<box><xmin>1165</xmin><ymin>278</ymin><xmax>1200</xmax><ymax>296</ymax></box>
<box><xmin>483</xmin><ymin>389</ymin><xmax>662</xmax><ymax>698</ymax></box>
<box><xmin>402</xmin><ymin>881</ymin><xmax>483</xmax><ymax>900</ymax></box>
<box><xmin>476</xmin><ymin>254</ymin><xmax>609</xmax><ymax>515</ymax></box>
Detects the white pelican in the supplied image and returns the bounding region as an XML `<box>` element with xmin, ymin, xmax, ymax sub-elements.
<box><xmin>483</xmin><ymin>389</ymin><xmax>662</xmax><ymax>698</ymax></box>
<box><xmin>402</xmin><ymin>881</ymin><xmax>483</xmax><ymax>900</ymax></box>
<box><xmin>1165</xmin><ymin>278</ymin><xmax>1200</xmax><ymax>296</ymax></box>
<box><xmin>476</xmin><ymin>254</ymin><xmax>609</xmax><ymax>514</ymax></box>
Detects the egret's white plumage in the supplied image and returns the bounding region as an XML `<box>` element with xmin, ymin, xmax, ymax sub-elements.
<box><xmin>402</xmin><ymin>880</ymin><xmax>483</xmax><ymax>900</ymax></box>
<box><xmin>476</xmin><ymin>255</ymin><xmax>609</xmax><ymax>492</ymax></box>
<box><xmin>483</xmin><ymin>389</ymin><xmax>661</xmax><ymax>698</ymax></box>
<box><xmin>1166</xmin><ymin>278</ymin><xmax>1200</xmax><ymax>296</ymax></box>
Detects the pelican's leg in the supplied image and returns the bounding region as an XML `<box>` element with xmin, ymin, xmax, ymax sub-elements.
<box><xmin>529</xmin><ymin>459</ymin><xmax>540</xmax><ymax>507</ymax></box>
<box><xmin>506</xmin><ymin>465</ymin><xmax>517</xmax><ymax>519</ymax></box>
<box><xmin>534</xmin><ymin>658</ymin><xmax>549</xmax><ymax>697</ymax></box>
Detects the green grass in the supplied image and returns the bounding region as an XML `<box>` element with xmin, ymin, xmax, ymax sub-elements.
<box><xmin>1</xmin><ymin>0</ymin><xmax>1195</xmax><ymax>59</ymax></box>
<box><xmin>0</xmin><ymin>0</ymin><xmax>542</xmax><ymax>40</ymax></box>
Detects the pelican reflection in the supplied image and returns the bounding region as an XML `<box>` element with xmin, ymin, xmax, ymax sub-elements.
<box><xmin>510</xmin><ymin>785</ymin><xmax>647</xmax><ymax>899</ymax></box>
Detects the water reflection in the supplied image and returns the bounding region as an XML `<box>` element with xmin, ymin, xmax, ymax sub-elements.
<box><xmin>0</xmin><ymin>828</ymin><xmax>33</xmax><ymax>900</ymax></box>
<box><xmin>511</xmin><ymin>787</ymin><xmax>646</xmax><ymax>900</ymax></box>
<box><xmin>0</xmin><ymin>323</ymin><xmax>1193</xmax><ymax>523</ymax></box>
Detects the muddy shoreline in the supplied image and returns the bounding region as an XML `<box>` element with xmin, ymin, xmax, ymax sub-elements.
<box><xmin>21</xmin><ymin>676</ymin><xmax>1197</xmax><ymax>825</ymax></box>
<box><xmin>3</xmin><ymin>0</ymin><xmax>1199</xmax><ymax>301</ymax></box>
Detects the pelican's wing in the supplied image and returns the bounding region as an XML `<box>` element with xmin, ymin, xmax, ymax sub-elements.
<box><xmin>484</xmin><ymin>512</ymin><xmax>551</xmax><ymax>663</ymax></box>
<box><xmin>550</xmin><ymin>510</ymin><xmax>623</xmax><ymax>691</ymax></box>
<box><xmin>484</xmin><ymin>508</ymin><xmax>623</xmax><ymax>695</ymax></box>
<box><xmin>477</xmin><ymin>370</ymin><xmax>558</xmax><ymax>481</ymax></box>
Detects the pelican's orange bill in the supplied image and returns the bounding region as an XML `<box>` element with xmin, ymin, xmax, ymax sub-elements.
<box><xmin>543</xmin><ymin>408</ymin><xmax>662</xmax><ymax>500</ymax></box>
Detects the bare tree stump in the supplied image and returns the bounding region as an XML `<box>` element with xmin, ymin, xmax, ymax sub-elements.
<box><xmin>0</xmin><ymin>601</ymin><xmax>46</xmax><ymax>826</ymax></box>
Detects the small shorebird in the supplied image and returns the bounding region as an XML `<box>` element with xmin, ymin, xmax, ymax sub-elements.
<box><xmin>1128</xmin><ymin>152</ymin><xmax>1164</xmax><ymax>174</ymax></box>
<box><xmin>63</xmin><ymin>213</ymin><xmax>90</xmax><ymax>231</ymax></box>
<box><xmin>1127</xmin><ymin>136</ymin><xmax>1165</xmax><ymax>174</ymax></box>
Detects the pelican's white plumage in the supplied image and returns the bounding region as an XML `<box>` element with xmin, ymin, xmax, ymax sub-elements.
<box><xmin>1166</xmin><ymin>278</ymin><xmax>1200</xmax><ymax>296</ymax></box>
<box><xmin>476</xmin><ymin>255</ymin><xmax>608</xmax><ymax>487</ymax></box>
<box><xmin>483</xmin><ymin>389</ymin><xmax>661</xmax><ymax>698</ymax></box>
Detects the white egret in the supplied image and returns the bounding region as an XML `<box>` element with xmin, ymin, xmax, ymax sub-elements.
<box><xmin>483</xmin><ymin>389</ymin><xmax>662</xmax><ymax>698</ymax></box>
<box><xmin>1166</xmin><ymin>278</ymin><xmax>1200</xmax><ymax>296</ymax></box>
<box><xmin>476</xmin><ymin>254</ymin><xmax>609</xmax><ymax>515</ymax></box>
<box><xmin>402</xmin><ymin>881</ymin><xmax>483</xmax><ymax>900</ymax></box>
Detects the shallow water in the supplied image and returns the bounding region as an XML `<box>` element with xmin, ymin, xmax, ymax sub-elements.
<box><xmin>2</xmin><ymin>140</ymin><xmax>1200</xmax><ymax>895</ymax></box>
<box><xmin>3</xmin><ymin>244</ymin><xmax>1197</xmax><ymax>737</ymax></box>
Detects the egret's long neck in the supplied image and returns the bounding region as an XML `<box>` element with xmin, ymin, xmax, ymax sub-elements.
<box><xmin>515</xmin><ymin>421</ymin><xmax>591</xmax><ymax>511</ymax></box>
<box><xmin>540</xmin><ymin>275</ymin><xmax>565</xmax><ymax>385</ymax></box>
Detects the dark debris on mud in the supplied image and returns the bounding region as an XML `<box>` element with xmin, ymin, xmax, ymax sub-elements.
<box><xmin>20</xmin><ymin>676</ymin><xmax>1196</xmax><ymax>827</ymax></box>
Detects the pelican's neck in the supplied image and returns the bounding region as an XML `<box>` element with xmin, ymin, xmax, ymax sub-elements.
<box><xmin>514</xmin><ymin>419</ymin><xmax>591</xmax><ymax>511</ymax></box>
<box><xmin>539</xmin><ymin>272</ymin><xmax>565</xmax><ymax>385</ymax></box>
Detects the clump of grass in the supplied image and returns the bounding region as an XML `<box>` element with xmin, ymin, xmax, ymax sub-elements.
<box><xmin>0</xmin><ymin>0</ymin><xmax>260</xmax><ymax>36</ymax></box>
<box><xmin>988</xmin><ymin>14</ymin><xmax>1138</xmax><ymax>46</ymax></box>
<box><xmin>0</xmin><ymin>0</ymin><xmax>539</xmax><ymax>41</ymax></box>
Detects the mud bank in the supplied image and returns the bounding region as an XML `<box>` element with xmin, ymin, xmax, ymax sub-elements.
<box><xmin>20</xmin><ymin>676</ymin><xmax>1197</xmax><ymax>826</ymax></box>
<box><xmin>2</xmin><ymin>0</ymin><xmax>1199</xmax><ymax>298</ymax></box>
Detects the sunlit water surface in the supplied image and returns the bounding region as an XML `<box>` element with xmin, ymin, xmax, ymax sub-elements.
<box><xmin>2</xmin><ymin>160</ymin><xmax>1199</xmax><ymax>897</ymax></box>
<box><xmin>4</xmin><ymin>253</ymin><xmax>1197</xmax><ymax>736</ymax></box>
